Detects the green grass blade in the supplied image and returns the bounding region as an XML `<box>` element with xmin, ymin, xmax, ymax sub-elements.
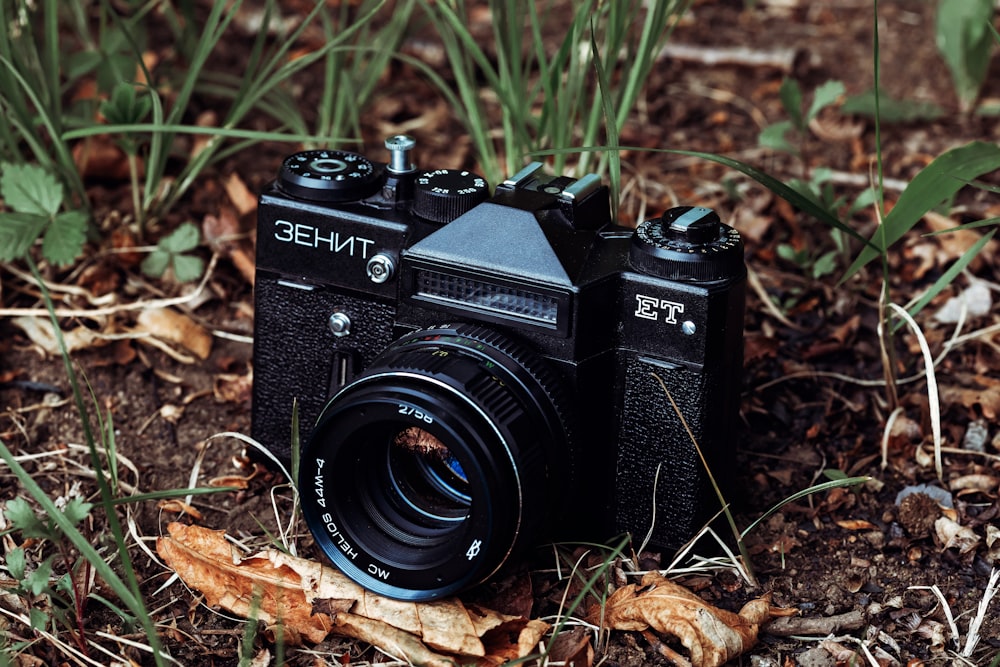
<box><xmin>590</xmin><ymin>26</ymin><xmax>620</xmax><ymax>220</ymax></box>
<box><xmin>0</xmin><ymin>56</ymin><xmax>86</xmax><ymax>205</ymax></box>
<box><xmin>740</xmin><ymin>477</ymin><xmax>871</xmax><ymax>539</ymax></box>
<box><xmin>532</xmin><ymin>144</ymin><xmax>877</xmax><ymax>249</ymax></box>
<box><xmin>901</xmin><ymin>228</ymin><xmax>996</xmax><ymax>325</ymax></box>
<box><xmin>842</xmin><ymin>140</ymin><xmax>1000</xmax><ymax>279</ymax></box>
<box><xmin>63</xmin><ymin>123</ymin><xmax>353</xmax><ymax>145</ymax></box>
<box><xmin>109</xmin><ymin>487</ymin><xmax>241</xmax><ymax>505</ymax></box>
<box><xmin>924</xmin><ymin>216</ymin><xmax>1000</xmax><ymax>233</ymax></box>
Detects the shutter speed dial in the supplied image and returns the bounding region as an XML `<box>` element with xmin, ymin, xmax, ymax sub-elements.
<box><xmin>278</xmin><ymin>150</ymin><xmax>381</xmax><ymax>202</ymax></box>
<box><xmin>413</xmin><ymin>169</ymin><xmax>490</xmax><ymax>223</ymax></box>
<box><xmin>630</xmin><ymin>206</ymin><xmax>744</xmax><ymax>281</ymax></box>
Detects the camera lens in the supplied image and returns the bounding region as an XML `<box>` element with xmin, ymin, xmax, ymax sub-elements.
<box><xmin>300</xmin><ymin>324</ymin><xmax>571</xmax><ymax>601</ymax></box>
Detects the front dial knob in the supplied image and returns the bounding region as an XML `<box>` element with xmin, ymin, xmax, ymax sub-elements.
<box><xmin>412</xmin><ymin>169</ymin><xmax>490</xmax><ymax>223</ymax></box>
<box><xmin>278</xmin><ymin>150</ymin><xmax>381</xmax><ymax>202</ymax></box>
<box><xmin>629</xmin><ymin>206</ymin><xmax>744</xmax><ymax>281</ymax></box>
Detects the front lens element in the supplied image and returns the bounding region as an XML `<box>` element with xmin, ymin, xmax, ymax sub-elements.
<box><xmin>387</xmin><ymin>427</ymin><xmax>471</xmax><ymax>523</ymax></box>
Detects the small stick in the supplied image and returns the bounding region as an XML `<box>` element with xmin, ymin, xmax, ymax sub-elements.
<box><xmin>657</xmin><ymin>43</ymin><xmax>803</xmax><ymax>73</ymax></box>
<box><xmin>641</xmin><ymin>629</ymin><xmax>693</xmax><ymax>667</ymax></box>
<box><xmin>764</xmin><ymin>609</ymin><xmax>866</xmax><ymax>637</ymax></box>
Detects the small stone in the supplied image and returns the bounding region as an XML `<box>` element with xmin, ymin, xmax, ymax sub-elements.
<box><xmin>795</xmin><ymin>646</ymin><xmax>836</xmax><ymax>667</ymax></box>
<box><xmin>962</xmin><ymin>418</ymin><xmax>989</xmax><ymax>452</ymax></box>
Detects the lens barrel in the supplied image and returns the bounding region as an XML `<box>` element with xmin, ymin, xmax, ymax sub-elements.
<box><xmin>300</xmin><ymin>324</ymin><xmax>570</xmax><ymax>600</ymax></box>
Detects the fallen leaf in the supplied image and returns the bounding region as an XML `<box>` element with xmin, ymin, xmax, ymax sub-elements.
<box><xmin>934</xmin><ymin>516</ymin><xmax>980</xmax><ymax>554</ymax></box>
<box><xmin>545</xmin><ymin>626</ymin><xmax>593</xmax><ymax>667</ymax></box>
<box><xmin>835</xmin><ymin>519</ymin><xmax>877</xmax><ymax>531</ymax></box>
<box><xmin>157</xmin><ymin>500</ymin><xmax>203</xmax><ymax>521</ymax></box>
<box><xmin>924</xmin><ymin>210</ymin><xmax>995</xmax><ymax>267</ymax></box>
<box><xmin>190</xmin><ymin>110</ymin><xmax>219</xmax><ymax>159</ymax></box>
<box><xmin>156</xmin><ymin>523</ymin><xmax>548</xmax><ymax>664</ymax></box>
<box><xmin>11</xmin><ymin>316</ymin><xmax>108</xmax><ymax>355</ymax></box>
<box><xmin>225</xmin><ymin>172</ymin><xmax>258</xmax><ymax>216</ymax></box>
<box><xmin>586</xmin><ymin>572</ymin><xmax>774</xmax><ymax>667</ymax></box>
<box><xmin>157</xmin><ymin>523</ymin><xmax>331</xmax><ymax>643</ymax></box>
<box><xmin>72</xmin><ymin>135</ymin><xmax>134</xmax><ymax>181</ymax></box>
<box><xmin>940</xmin><ymin>383</ymin><xmax>1000</xmax><ymax>420</ymax></box>
<box><xmin>214</xmin><ymin>368</ymin><xmax>253</xmax><ymax>404</ymax></box>
<box><xmin>203</xmin><ymin>210</ymin><xmax>256</xmax><ymax>285</ymax></box>
<box><xmin>949</xmin><ymin>473</ymin><xmax>997</xmax><ymax>495</ymax></box>
<box><xmin>136</xmin><ymin>307</ymin><xmax>212</xmax><ymax>359</ymax></box>
<box><xmin>208</xmin><ymin>474</ymin><xmax>253</xmax><ymax>489</ymax></box>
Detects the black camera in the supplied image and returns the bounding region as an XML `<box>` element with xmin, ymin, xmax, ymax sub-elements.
<box><xmin>251</xmin><ymin>136</ymin><xmax>746</xmax><ymax>601</ymax></box>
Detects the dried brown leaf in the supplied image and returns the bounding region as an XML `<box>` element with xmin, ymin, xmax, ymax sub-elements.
<box><xmin>156</xmin><ymin>500</ymin><xmax>203</xmax><ymax>520</ymax></box>
<box><xmin>136</xmin><ymin>307</ymin><xmax>212</xmax><ymax>360</ymax></box>
<box><xmin>546</xmin><ymin>626</ymin><xmax>593</xmax><ymax>667</ymax></box>
<box><xmin>934</xmin><ymin>516</ymin><xmax>981</xmax><ymax>554</ymax></box>
<box><xmin>156</xmin><ymin>523</ymin><xmax>333</xmax><ymax>643</ymax></box>
<box><xmin>157</xmin><ymin>523</ymin><xmax>548</xmax><ymax>663</ymax></box>
<box><xmin>949</xmin><ymin>474</ymin><xmax>998</xmax><ymax>494</ymax></box>
<box><xmin>225</xmin><ymin>172</ymin><xmax>258</xmax><ymax>216</ymax></box>
<box><xmin>333</xmin><ymin>612</ymin><xmax>458</xmax><ymax>667</ymax></box>
<box><xmin>835</xmin><ymin>519</ymin><xmax>877</xmax><ymax>531</ymax></box>
<box><xmin>587</xmin><ymin>572</ymin><xmax>773</xmax><ymax>667</ymax></box>
<box><xmin>214</xmin><ymin>368</ymin><xmax>253</xmax><ymax>404</ymax></box>
<box><xmin>11</xmin><ymin>316</ymin><xmax>108</xmax><ymax>355</ymax></box>
<box><xmin>203</xmin><ymin>210</ymin><xmax>256</xmax><ymax>285</ymax></box>
<box><xmin>941</xmin><ymin>383</ymin><xmax>1000</xmax><ymax>420</ymax></box>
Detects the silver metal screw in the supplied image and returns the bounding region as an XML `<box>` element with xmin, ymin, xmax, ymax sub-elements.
<box><xmin>328</xmin><ymin>312</ymin><xmax>351</xmax><ymax>337</ymax></box>
<box><xmin>366</xmin><ymin>253</ymin><xmax>395</xmax><ymax>284</ymax></box>
<box><xmin>681</xmin><ymin>321</ymin><xmax>697</xmax><ymax>336</ymax></box>
<box><xmin>385</xmin><ymin>135</ymin><xmax>416</xmax><ymax>174</ymax></box>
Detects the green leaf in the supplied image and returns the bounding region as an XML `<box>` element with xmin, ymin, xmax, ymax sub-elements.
<box><xmin>24</xmin><ymin>559</ymin><xmax>53</xmax><ymax>597</ymax></box>
<box><xmin>66</xmin><ymin>49</ymin><xmax>104</xmax><ymax>80</ymax></box>
<box><xmin>0</xmin><ymin>162</ymin><xmax>64</xmax><ymax>217</ymax></box>
<box><xmin>100</xmin><ymin>81</ymin><xmax>151</xmax><ymax>126</ymax></box>
<box><xmin>28</xmin><ymin>607</ymin><xmax>49</xmax><ymax>631</ymax></box>
<box><xmin>741</xmin><ymin>476</ymin><xmax>871</xmax><ymax>539</ymax></box>
<box><xmin>2</xmin><ymin>498</ymin><xmax>47</xmax><ymax>539</ymax></box>
<box><xmin>805</xmin><ymin>80</ymin><xmax>845</xmax><ymax>123</ymax></box>
<box><xmin>141</xmin><ymin>250</ymin><xmax>170</xmax><ymax>278</ymax></box>
<box><xmin>842</xmin><ymin>140</ymin><xmax>1000</xmax><ymax>279</ymax></box>
<box><xmin>812</xmin><ymin>250</ymin><xmax>838</xmax><ymax>278</ymax></box>
<box><xmin>62</xmin><ymin>498</ymin><xmax>94</xmax><ymax>527</ymax></box>
<box><xmin>171</xmin><ymin>253</ymin><xmax>204</xmax><ymax>282</ymax></box>
<box><xmin>759</xmin><ymin>120</ymin><xmax>796</xmax><ymax>153</ymax></box>
<box><xmin>0</xmin><ymin>211</ymin><xmax>48</xmax><ymax>261</ymax></box>
<box><xmin>776</xmin><ymin>243</ymin><xmax>805</xmax><ymax>265</ymax></box>
<box><xmin>778</xmin><ymin>77</ymin><xmax>803</xmax><ymax>130</ymax></box>
<box><xmin>6</xmin><ymin>547</ymin><xmax>26</xmax><ymax>581</ymax></box>
<box><xmin>41</xmin><ymin>210</ymin><xmax>88</xmax><ymax>266</ymax></box>
<box><xmin>159</xmin><ymin>222</ymin><xmax>200</xmax><ymax>253</ymax></box>
<box><xmin>936</xmin><ymin>0</ymin><xmax>994</xmax><ymax>110</ymax></box>
<box><xmin>842</xmin><ymin>90</ymin><xmax>945</xmax><ymax>122</ymax></box>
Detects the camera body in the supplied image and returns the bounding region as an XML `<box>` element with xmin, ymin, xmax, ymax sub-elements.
<box><xmin>251</xmin><ymin>137</ymin><xmax>746</xmax><ymax>600</ymax></box>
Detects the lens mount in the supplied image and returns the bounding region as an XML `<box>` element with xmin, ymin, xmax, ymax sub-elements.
<box><xmin>300</xmin><ymin>324</ymin><xmax>570</xmax><ymax>600</ymax></box>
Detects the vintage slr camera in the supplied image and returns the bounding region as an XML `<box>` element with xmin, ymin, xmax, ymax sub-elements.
<box><xmin>252</xmin><ymin>136</ymin><xmax>746</xmax><ymax>601</ymax></box>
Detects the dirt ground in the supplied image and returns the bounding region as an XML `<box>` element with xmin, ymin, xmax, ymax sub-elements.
<box><xmin>2</xmin><ymin>0</ymin><xmax>1000</xmax><ymax>665</ymax></box>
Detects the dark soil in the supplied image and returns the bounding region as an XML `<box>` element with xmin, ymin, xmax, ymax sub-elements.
<box><xmin>2</xmin><ymin>1</ymin><xmax>1000</xmax><ymax>665</ymax></box>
